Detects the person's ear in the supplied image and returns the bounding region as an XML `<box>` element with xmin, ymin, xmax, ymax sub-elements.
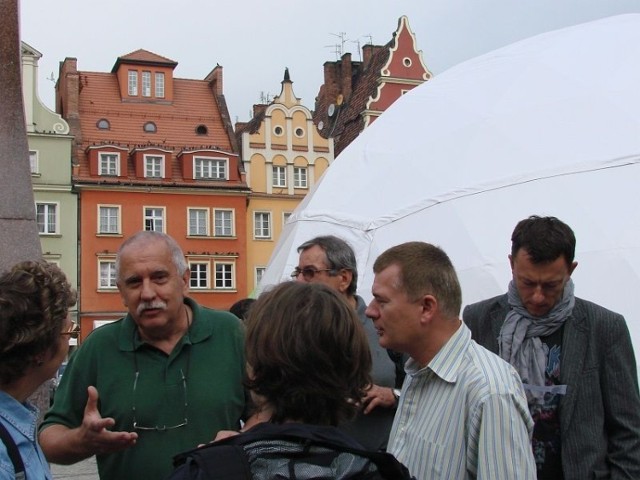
<box><xmin>568</xmin><ymin>261</ymin><xmax>578</xmax><ymax>276</ymax></box>
<box><xmin>182</xmin><ymin>269</ymin><xmax>190</xmax><ymax>295</ymax></box>
<box><xmin>338</xmin><ymin>269</ymin><xmax>353</xmax><ymax>294</ymax></box>
<box><xmin>418</xmin><ymin>294</ymin><xmax>438</xmax><ymax>323</ymax></box>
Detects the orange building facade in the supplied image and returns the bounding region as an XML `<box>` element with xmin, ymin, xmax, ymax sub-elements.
<box><xmin>57</xmin><ymin>50</ymin><xmax>249</xmax><ymax>338</ymax></box>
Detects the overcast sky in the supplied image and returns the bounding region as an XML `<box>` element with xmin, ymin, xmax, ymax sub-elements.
<box><xmin>20</xmin><ymin>0</ymin><xmax>640</xmax><ymax>124</ymax></box>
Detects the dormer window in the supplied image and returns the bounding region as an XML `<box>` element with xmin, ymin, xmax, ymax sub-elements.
<box><xmin>155</xmin><ymin>72</ymin><xmax>165</xmax><ymax>98</ymax></box>
<box><xmin>144</xmin><ymin>155</ymin><xmax>164</xmax><ymax>178</ymax></box>
<box><xmin>143</xmin><ymin>122</ymin><xmax>157</xmax><ymax>133</ymax></box>
<box><xmin>142</xmin><ymin>71</ymin><xmax>151</xmax><ymax>97</ymax></box>
<box><xmin>97</xmin><ymin>119</ymin><xmax>110</xmax><ymax>130</ymax></box>
<box><xmin>128</xmin><ymin>71</ymin><xmax>138</xmax><ymax>96</ymax></box>
<box><xmin>99</xmin><ymin>152</ymin><xmax>119</xmax><ymax>176</ymax></box>
<box><xmin>194</xmin><ymin>157</ymin><xmax>227</xmax><ymax>180</ymax></box>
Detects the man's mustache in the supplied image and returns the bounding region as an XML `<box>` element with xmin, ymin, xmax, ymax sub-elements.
<box><xmin>136</xmin><ymin>301</ymin><xmax>168</xmax><ymax>315</ymax></box>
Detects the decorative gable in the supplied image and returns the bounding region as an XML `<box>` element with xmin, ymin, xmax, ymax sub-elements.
<box><xmin>313</xmin><ymin>15</ymin><xmax>431</xmax><ymax>157</ymax></box>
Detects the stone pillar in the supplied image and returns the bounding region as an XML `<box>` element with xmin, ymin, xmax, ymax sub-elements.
<box><xmin>0</xmin><ymin>0</ymin><xmax>48</xmax><ymax>419</ymax></box>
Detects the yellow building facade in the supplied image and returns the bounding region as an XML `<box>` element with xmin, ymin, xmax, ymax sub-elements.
<box><xmin>237</xmin><ymin>69</ymin><xmax>333</xmax><ymax>293</ymax></box>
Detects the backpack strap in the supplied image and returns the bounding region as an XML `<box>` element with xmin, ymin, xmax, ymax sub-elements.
<box><xmin>202</xmin><ymin>430</ymin><xmax>414</xmax><ymax>480</ymax></box>
<box><xmin>0</xmin><ymin>421</ymin><xmax>26</xmax><ymax>480</ymax></box>
<box><xmin>171</xmin><ymin>444</ymin><xmax>251</xmax><ymax>480</ymax></box>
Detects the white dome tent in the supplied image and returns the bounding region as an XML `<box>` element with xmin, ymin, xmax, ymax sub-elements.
<box><xmin>259</xmin><ymin>14</ymin><xmax>640</xmax><ymax>366</ymax></box>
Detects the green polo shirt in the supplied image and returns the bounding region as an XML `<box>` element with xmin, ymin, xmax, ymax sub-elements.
<box><xmin>41</xmin><ymin>298</ymin><xmax>246</xmax><ymax>480</ymax></box>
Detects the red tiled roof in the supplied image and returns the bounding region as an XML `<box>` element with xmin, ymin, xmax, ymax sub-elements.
<box><xmin>111</xmin><ymin>49</ymin><xmax>178</xmax><ymax>72</ymax></box>
<box><xmin>77</xmin><ymin>73</ymin><xmax>231</xmax><ymax>149</ymax></box>
<box><xmin>73</xmin><ymin>66</ymin><xmax>244</xmax><ymax>187</ymax></box>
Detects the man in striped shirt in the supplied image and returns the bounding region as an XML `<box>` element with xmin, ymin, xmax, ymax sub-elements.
<box><xmin>365</xmin><ymin>241</ymin><xmax>536</xmax><ymax>479</ymax></box>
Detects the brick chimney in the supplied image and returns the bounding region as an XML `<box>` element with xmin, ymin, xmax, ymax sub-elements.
<box><xmin>322</xmin><ymin>61</ymin><xmax>340</xmax><ymax>107</ymax></box>
<box><xmin>340</xmin><ymin>53</ymin><xmax>352</xmax><ymax>100</ymax></box>
<box><xmin>363</xmin><ymin>44</ymin><xmax>382</xmax><ymax>69</ymax></box>
<box><xmin>57</xmin><ymin>57</ymin><xmax>79</xmax><ymax>120</ymax></box>
<box><xmin>56</xmin><ymin>57</ymin><xmax>82</xmax><ymax>164</ymax></box>
<box><xmin>205</xmin><ymin>65</ymin><xmax>223</xmax><ymax>96</ymax></box>
<box><xmin>252</xmin><ymin>104</ymin><xmax>267</xmax><ymax>118</ymax></box>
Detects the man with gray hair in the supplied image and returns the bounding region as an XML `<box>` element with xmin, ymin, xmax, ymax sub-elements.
<box><xmin>293</xmin><ymin>235</ymin><xmax>404</xmax><ymax>451</ymax></box>
<box><xmin>40</xmin><ymin>231</ymin><xmax>246</xmax><ymax>480</ymax></box>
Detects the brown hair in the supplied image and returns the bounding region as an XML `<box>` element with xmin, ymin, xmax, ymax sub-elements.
<box><xmin>511</xmin><ymin>215</ymin><xmax>576</xmax><ymax>266</ymax></box>
<box><xmin>373</xmin><ymin>241</ymin><xmax>462</xmax><ymax>318</ymax></box>
<box><xmin>245</xmin><ymin>281</ymin><xmax>371</xmax><ymax>426</ymax></box>
<box><xmin>0</xmin><ymin>261</ymin><xmax>76</xmax><ymax>385</ymax></box>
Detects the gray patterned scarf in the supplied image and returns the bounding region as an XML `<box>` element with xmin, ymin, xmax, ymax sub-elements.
<box><xmin>498</xmin><ymin>278</ymin><xmax>575</xmax><ymax>404</ymax></box>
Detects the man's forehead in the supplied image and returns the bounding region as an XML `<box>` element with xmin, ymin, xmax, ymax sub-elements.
<box><xmin>298</xmin><ymin>245</ymin><xmax>328</xmax><ymax>264</ymax></box>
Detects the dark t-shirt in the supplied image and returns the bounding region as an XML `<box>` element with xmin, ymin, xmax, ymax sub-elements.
<box><xmin>531</xmin><ymin>326</ymin><xmax>565</xmax><ymax>480</ymax></box>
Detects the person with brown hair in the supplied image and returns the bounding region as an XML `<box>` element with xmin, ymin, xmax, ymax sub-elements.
<box><xmin>0</xmin><ymin>260</ymin><xmax>77</xmax><ymax>479</ymax></box>
<box><xmin>464</xmin><ymin>216</ymin><xmax>640</xmax><ymax>479</ymax></box>
<box><xmin>170</xmin><ymin>281</ymin><xmax>414</xmax><ymax>480</ymax></box>
<box><xmin>293</xmin><ymin>235</ymin><xmax>405</xmax><ymax>451</ymax></box>
<box><xmin>366</xmin><ymin>241</ymin><xmax>535</xmax><ymax>479</ymax></box>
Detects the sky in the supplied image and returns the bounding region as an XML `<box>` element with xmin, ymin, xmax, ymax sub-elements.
<box><xmin>20</xmin><ymin>0</ymin><xmax>640</xmax><ymax>124</ymax></box>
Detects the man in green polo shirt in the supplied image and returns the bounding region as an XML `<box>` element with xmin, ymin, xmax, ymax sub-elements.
<box><xmin>39</xmin><ymin>231</ymin><xmax>246</xmax><ymax>480</ymax></box>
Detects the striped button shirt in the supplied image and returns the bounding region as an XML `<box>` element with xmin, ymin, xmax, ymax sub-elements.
<box><xmin>389</xmin><ymin>322</ymin><xmax>536</xmax><ymax>479</ymax></box>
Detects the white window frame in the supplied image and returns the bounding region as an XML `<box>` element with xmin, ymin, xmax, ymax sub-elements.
<box><xmin>144</xmin><ymin>154</ymin><xmax>164</xmax><ymax>178</ymax></box>
<box><xmin>254</xmin><ymin>212</ymin><xmax>272</xmax><ymax>239</ymax></box>
<box><xmin>142</xmin><ymin>71</ymin><xmax>151</xmax><ymax>97</ymax></box>
<box><xmin>194</xmin><ymin>157</ymin><xmax>228</xmax><ymax>180</ymax></box>
<box><xmin>214</xmin><ymin>261</ymin><xmax>235</xmax><ymax>290</ymax></box>
<box><xmin>293</xmin><ymin>166</ymin><xmax>308</xmax><ymax>188</ymax></box>
<box><xmin>282</xmin><ymin>212</ymin><xmax>292</xmax><ymax>227</ymax></box>
<box><xmin>155</xmin><ymin>72</ymin><xmax>165</xmax><ymax>98</ymax></box>
<box><xmin>143</xmin><ymin>206</ymin><xmax>165</xmax><ymax>232</ymax></box>
<box><xmin>189</xmin><ymin>262</ymin><xmax>210</xmax><ymax>289</ymax></box>
<box><xmin>98</xmin><ymin>259</ymin><xmax>117</xmax><ymax>290</ymax></box>
<box><xmin>36</xmin><ymin>202</ymin><xmax>59</xmax><ymax>235</ymax></box>
<box><xmin>99</xmin><ymin>152</ymin><xmax>119</xmax><ymax>176</ymax></box>
<box><xmin>255</xmin><ymin>267</ymin><xmax>266</xmax><ymax>287</ymax></box>
<box><xmin>188</xmin><ymin>208</ymin><xmax>209</xmax><ymax>237</ymax></box>
<box><xmin>272</xmin><ymin>165</ymin><xmax>286</xmax><ymax>187</ymax></box>
<box><xmin>29</xmin><ymin>150</ymin><xmax>38</xmax><ymax>174</ymax></box>
<box><xmin>128</xmin><ymin>70</ymin><xmax>138</xmax><ymax>96</ymax></box>
<box><xmin>214</xmin><ymin>209</ymin><xmax>234</xmax><ymax>237</ymax></box>
<box><xmin>98</xmin><ymin>205</ymin><xmax>121</xmax><ymax>234</ymax></box>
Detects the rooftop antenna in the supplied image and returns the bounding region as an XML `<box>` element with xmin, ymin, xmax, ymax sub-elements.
<box><xmin>350</xmin><ymin>40</ymin><xmax>362</xmax><ymax>61</ymax></box>
<box><xmin>330</xmin><ymin>31</ymin><xmax>348</xmax><ymax>56</ymax></box>
<box><xmin>259</xmin><ymin>91</ymin><xmax>272</xmax><ymax>104</ymax></box>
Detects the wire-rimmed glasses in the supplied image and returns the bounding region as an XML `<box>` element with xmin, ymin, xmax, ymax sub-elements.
<box><xmin>132</xmin><ymin>369</ymin><xmax>188</xmax><ymax>431</ymax></box>
<box><xmin>290</xmin><ymin>267</ymin><xmax>335</xmax><ymax>280</ymax></box>
<box><xmin>60</xmin><ymin>323</ymin><xmax>80</xmax><ymax>339</ymax></box>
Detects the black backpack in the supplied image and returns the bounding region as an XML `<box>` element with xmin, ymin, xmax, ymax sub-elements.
<box><xmin>169</xmin><ymin>424</ymin><xmax>415</xmax><ymax>480</ymax></box>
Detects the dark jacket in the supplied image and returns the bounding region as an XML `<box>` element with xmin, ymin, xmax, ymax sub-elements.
<box><xmin>463</xmin><ymin>295</ymin><xmax>640</xmax><ymax>480</ymax></box>
<box><xmin>170</xmin><ymin>422</ymin><xmax>415</xmax><ymax>480</ymax></box>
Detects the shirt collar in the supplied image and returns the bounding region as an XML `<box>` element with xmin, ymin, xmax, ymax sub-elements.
<box><xmin>118</xmin><ymin>297</ymin><xmax>212</xmax><ymax>352</ymax></box>
<box><xmin>0</xmin><ymin>390</ymin><xmax>38</xmax><ymax>441</ymax></box>
<box><xmin>407</xmin><ymin>321</ymin><xmax>471</xmax><ymax>384</ymax></box>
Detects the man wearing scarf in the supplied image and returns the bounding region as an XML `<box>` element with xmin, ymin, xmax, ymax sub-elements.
<box><xmin>463</xmin><ymin>215</ymin><xmax>640</xmax><ymax>480</ymax></box>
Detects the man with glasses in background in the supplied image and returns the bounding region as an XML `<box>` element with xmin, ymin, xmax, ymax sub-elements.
<box><xmin>39</xmin><ymin>231</ymin><xmax>246</xmax><ymax>480</ymax></box>
<box><xmin>293</xmin><ymin>235</ymin><xmax>405</xmax><ymax>452</ymax></box>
